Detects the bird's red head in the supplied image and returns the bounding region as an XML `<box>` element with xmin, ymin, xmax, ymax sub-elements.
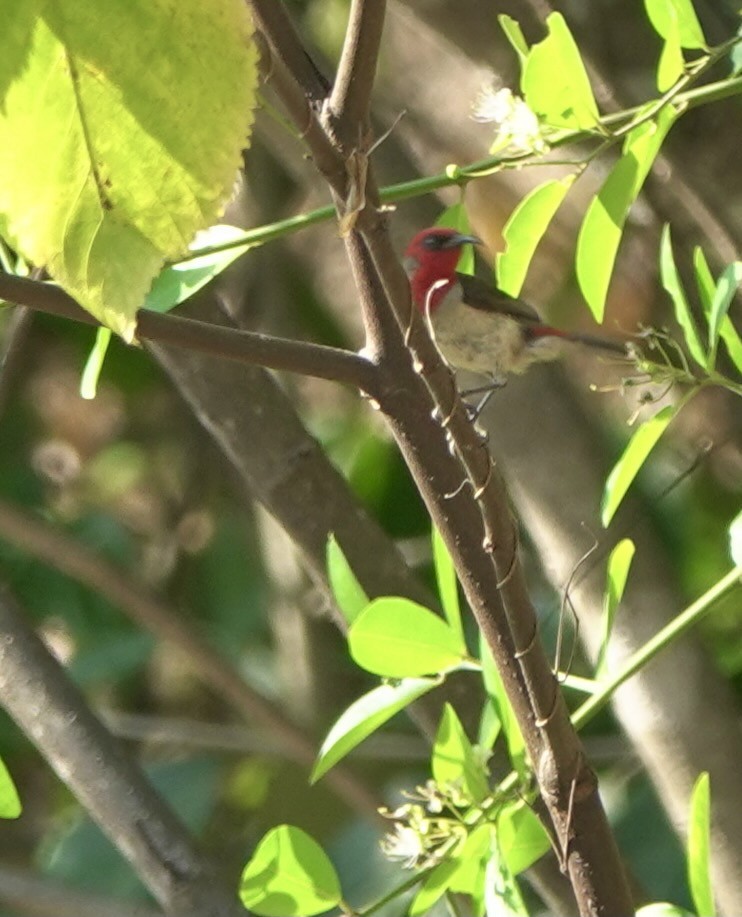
<box><xmin>403</xmin><ymin>227</ymin><xmax>480</xmax><ymax>313</ymax></box>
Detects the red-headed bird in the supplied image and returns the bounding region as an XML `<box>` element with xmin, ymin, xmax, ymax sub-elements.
<box><xmin>403</xmin><ymin>227</ymin><xmax>626</xmax><ymax>381</ymax></box>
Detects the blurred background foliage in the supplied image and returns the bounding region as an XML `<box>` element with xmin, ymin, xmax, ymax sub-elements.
<box><xmin>0</xmin><ymin>0</ymin><xmax>740</xmax><ymax>914</ymax></box>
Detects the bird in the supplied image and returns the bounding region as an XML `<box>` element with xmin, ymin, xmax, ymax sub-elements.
<box><xmin>403</xmin><ymin>227</ymin><xmax>627</xmax><ymax>383</ymax></box>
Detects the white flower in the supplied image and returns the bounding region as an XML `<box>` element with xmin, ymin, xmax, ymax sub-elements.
<box><xmin>472</xmin><ymin>83</ymin><xmax>545</xmax><ymax>154</ymax></box>
<box><xmin>380</xmin><ymin>824</ymin><xmax>425</xmax><ymax>868</ymax></box>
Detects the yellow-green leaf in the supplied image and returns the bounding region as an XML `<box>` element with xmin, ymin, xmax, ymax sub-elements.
<box><xmin>0</xmin><ymin>1</ymin><xmax>258</xmax><ymax>340</ymax></box>
<box><xmin>645</xmin><ymin>0</ymin><xmax>707</xmax><ymax>49</ymax></box>
<box><xmin>687</xmin><ymin>772</ymin><xmax>714</xmax><ymax>917</ymax></box>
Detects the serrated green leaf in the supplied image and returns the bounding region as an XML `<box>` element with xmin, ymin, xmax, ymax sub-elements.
<box><xmin>498</xmin><ymin>15</ymin><xmax>530</xmax><ymax>65</ymax></box>
<box><xmin>80</xmin><ymin>326</ymin><xmax>112</xmax><ymax>400</ymax></box>
<box><xmin>497</xmin><ymin>177</ymin><xmax>574</xmax><ymax>297</ymax></box>
<box><xmin>577</xmin><ymin>108</ymin><xmax>676</xmax><ymax>321</ymax></box>
<box><xmin>522</xmin><ymin>13</ymin><xmax>599</xmax><ymax>130</ymax></box>
<box><xmin>645</xmin><ymin>0</ymin><xmax>706</xmax><ymax>49</ymax></box>
<box><xmin>688</xmin><ymin>772</ymin><xmax>714</xmax><ymax>917</ymax></box>
<box><xmin>656</xmin><ymin>14</ymin><xmax>685</xmax><ymax>91</ymax></box>
<box><xmin>707</xmin><ymin>262</ymin><xmax>742</xmax><ymax>371</ymax></box>
<box><xmin>432</xmin><ymin>526</ymin><xmax>464</xmax><ymax>645</ymax></box>
<box><xmin>240</xmin><ymin>825</ymin><xmax>342</xmax><ymax>917</ymax></box>
<box><xmin>596</xmin><ymin>538</ymin><xmax>635</xmax><ymax>676</ymax></box>
<box><xmin>432</xmin><ymin>704</ymin><xmax>489</xmax><ymax>804</ymax></box>
<box><xmin>0</xmin><ymin>2</ymin><xmax>258</xmax><ymax>340</ymax></box>
<box><xmin>0</xmin><ymin>757</ymin><xmax>21</xmax><ymax>819</ymax></box>
<box><xmin>480</xmin><ymin>638</ymin><xmax>526</xmax><ymax>775</ymax></box>
<box><xmin>348</xmin><ymin>598</ymin><xmax>466</xmax><ymax>677</ymax></box>
<box><xmin>145</xmin><ymin>225</ymin><xmax>256</xmax><ymax>314</ymax></box>
<box><xmin>326</xmin><ymin>534</ymin><xmax>369</xmax><ymax>625</ymax></box>
<box><xmin>601</xmin><ymin>405</ymin><xmax>677</xmax><ymax>527</ymax></box>
<box><xmin>660</xmin><ymin>225</ymin><xmax>707</xmax><ymax>369</ymax></box>
<box><xmin>311</xmin><ymin>678</ymin><xmax>437</xmax><ymax>782</ymax></box>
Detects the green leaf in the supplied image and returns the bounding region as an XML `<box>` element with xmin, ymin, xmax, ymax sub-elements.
<box><xmin>730</xmin><ymin>511</ymin><xmax>742</xmax><ymax>568</ymax></box>
<box><xmin>449</xmin><ymin>824</ymin><xmax>492</xmax><ymax>900</ymax></box>
<box><xmin>498</xmin><ymin>15</ymin><xmax>530</xmax><ymax>65</ymax></box>
<box><xmin>0</xmin><ymin>2</ymin><xmax>258</xmax><ymax>340</ymax></box>
<box><xmin>432</xmin><ymin>526</ymin><xmax>464</xmax><ymax>645</ymax></box>
<box><xmin>497</xmin><ymin>177</ymin><xmax>574</xmax><ymax>297</ymax></box>
<box><xmin>707</xmin><ymin>262</ymin><xmax>742</xmax><ymax>371</ymax></box>
<box><xmin>601</xmin><ymin>405</ymin><xmax>677</xmax><ymax>527</ymax></box>
<box><xmin>240</xmin><ymin>825</ymin><xmax>342</xmax><ymax>917</ymax></box>
<box><xmin>497</xmin><ymin>802</ymin><xmax>550</xmax><ymax>876</ymax></box>
<box><xmin>144</xmin><ymin>225</ymin><xmax>256</xmax><ymax>314</ymax></box>
<box><xmin>577</xmin><ymin>108</ymin><xmax>676</xmax><ymax>321</ymax></box>
<box><xmin>644</xmin><ymin>0</ymin><xmax>707</xmax><ymax>49</ymax></box>
<box><xmin>80</xmin><ymin>326</ymin><xmax>112</xmax><ymax>400</ymax></box>
<box><xmin>478</xmin><ymin>698</ymin><xmax>502</xmax><ymax>752</ymax></box>
<box><xmin>0</xmin><ymin>757</ymin><xmax>21</xmax><ymax>819</ymax></box>
<box><xmin>326</xmin><ymin>534</ymin><xmax>369</xmax><ymax>625</ymax></box>
<box><xmin>409</xmin><ymin>859</ymin><xmax>462</xmax><ymax>916</ymax></box>
<box><xmin>692</xmin><ymin>246</ymin><xmax>742</xmax><ymax>372</ymax></box>
<box><xmin>484</xmin><ymin>835</ymin><xmax>528</xmax><ymax>917</ymax></box>
<box><xmin>656</xmin><ymin>13</ymin><xmax>685</xmax><ymax>91</ymax></box>
<box><xmin>311</xmin><ymin>678</ymin><xmax>438</xmax><ymax>782</ymax></box>
<box><xmin>660</xmin><ymin>225</ymin><xmax>707</xmax><ymax>369</ymax></box>
<box><xmin>522</xmin><ymin>13</ymin><xmax>600</xmax><ymax>130</ymax></box>
<box><xmin>480</xmin><ymin>638</ymin><xmax>526</xmax><ymax>775</ymax></box>
<box><xmin>348</xmin><ymin>598</ymin><xmax>466</xmax><ymax>677</ymax></box>
<box><xmin>432</xmin><ymin>704</ymin><xmax>489</xmax><ymax>804</ymax></box>
<box><xmin>688</xmin><ymin>772</ymin><xmax>714</xmax><ymax>917</ymax></box>
<box><xmin>596</xmin><ymin>538</ymin><xmax>636</xmax><ymax>675</ymax></box>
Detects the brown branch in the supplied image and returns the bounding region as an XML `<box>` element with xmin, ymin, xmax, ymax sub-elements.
<box><xmin>0</xmin><ymin>272</ymin><xmax>381</xmax><ymax>396</ymax></box>
<box><xmin>0</xmin><ymin>498</ymin><xmax>382</xmax><ymax>821</ymax></box>
<box><xmin>0</xmin><ymin>585</ymin><xmax>245</xmax><ymax>917</ymax></box>
<box><xmin>329</xmin><ymin>0</ymin><xmax>386</xmax><ymax>129</ymax></box>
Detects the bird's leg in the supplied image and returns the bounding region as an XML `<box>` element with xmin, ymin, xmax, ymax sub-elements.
<box><xmin>459</xmin><ymin>375</ymin><xmax>507</xmax><ymax>420</ymax></box>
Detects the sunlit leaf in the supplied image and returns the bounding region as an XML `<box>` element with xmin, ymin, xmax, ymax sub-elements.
<box><xmin>450</xmin><ymin>824</ymin><xmax>492</xmax><ymax>902</ymax></box>
<box><xmin>688</xmin><ymin>772</ymin><xmax>714</xmax><ymax>917</ymax></box>
<box><xmin>693</xmin><ymin>248</ymin><xmax>742</xmax><ymax>374</ymax></box>
<box><xmin>660</xmin><ymin>225</ymin><xmax>707</xmax><ymax>369</ymax></box>
<box><xmin>480</xmin><ymin>638</ymin><xmax>526</xmax><ymax>775</ymax></box>
<box><xmin>144</xmin><ymin>225</ymin><xmax>256</xmax><ymax>314</ymax></box>
<box><xmin>349</xmin><ymin>598</ymin><xmax>466</xmax><ymax>677</ymax></box>
<box><xmin>644</xmin><ymin>0</ymin><xmax>707</xmax><ymax>49</ymax></box>
<box><xmin>478</xmin><ymin>698</ymin><xmax>502</xmax><ymax>752</ymax></box>
<box><xmin>0</xmin><ymin>2</ymin><xmax>258</xmax><ymax>339</ymax></box>
<box><xmin>432</xmin><ymin>526</ymin><xmax>464</xmax><ymax>645</ymax></box>
<box><xmin>496</xmin><ymin>177</ymin><xmax>574</xmax><ymax>297</ymax></box>
<box><xmin>311</xmin><ymin>678</ymin><xmax>438</xmax><ymax>782</ymax></box>
<box><xmin>484</xmin><ymin>834</ymin><xmax>528</xmax><ymax>917</ymax></box>
<box><xmin>596</xmin><ymin>539</ymin><xmax>635</xmax><ymax>675</ymax></box>
<box><xmin>80</xmin><ymin>327</ymin><xmax>112</xmax><ymax>400</ymax></box>
<box><xmin>498</xmin><ymin>15</ymin><xmax>530</xmax><ymax>65</ymax></box>
<box><xmin>0</xmin><ymin>757</ymin><xmax>21</xmax><ymax>819</ymax></box>
<box><xmin>577</xmin><ymin>107</ymin><xmax>676</xmax><ymax>321</ymax></box>
<box><xmin>707</xmin><ymin>262</ymin><xmax>742</xmax><ymax>371</ymax></box>
<box><xmin>730</xmin><ymin>511</ymin><xmax>742</xmax><ymax>568</ymax></box>
<box><xmin>601</xmin><ymin>405</ymin><xmax>677</xmax><ymax>527</ymax></box>
<box><xmin>240</xmin><ymin>825</ymin><xmax>342</xmax><ymax>917</ymax></box>
<box><xmin>326</xmin><ymin>534</ymin><xmax>368</xmax><ymax>625</ymax></box>
<box><xmin>522</xmin><ymin>13</ymin><xmax>600</xmax><ymax>130</ymax></box>
<box><xmin>497</xmin><ymin>802</ymin><xmax>550</xmax><ymax>875</ymax></box>
<box><xmin>409</xmin><ymin>859</ymin><xmax>461</xmax><ymax>916</ymax></box>
<box><xmin>656</xmin><ymin>14</ymin><xmax>684</xmax><ymax>91</ymax></box>
<box><xmin>432</xmin><ymin>704</ymin><xmax>489</xmax><ymax>804</ymax></box>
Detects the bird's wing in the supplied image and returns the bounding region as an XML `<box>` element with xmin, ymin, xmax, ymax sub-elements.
<box><xmin>457</xmin><ymin>272</ymin><xmax>541</xmax><ymax>323</ymax></box>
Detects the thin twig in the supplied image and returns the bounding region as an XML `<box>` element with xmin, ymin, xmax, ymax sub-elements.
<box><xmin>329</xmin><ymin>0</ymin><xmax>386</xmax><ymax>129</ymax></box>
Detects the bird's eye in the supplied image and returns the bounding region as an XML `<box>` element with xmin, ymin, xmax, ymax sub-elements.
<box><xmin>422</xmin><ymin>233</ymin><xmax>448</xmax><ymax>250</ymax></box>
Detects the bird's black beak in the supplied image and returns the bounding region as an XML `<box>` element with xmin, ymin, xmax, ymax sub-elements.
<box><xmin>442</xmin><ymin>233</ymin><xmax>481</xmax><ymax>249</ymax></box>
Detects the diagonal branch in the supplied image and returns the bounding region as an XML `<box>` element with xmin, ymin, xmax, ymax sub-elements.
<box><xmin>0</xmin><ymin>585</ymin><xmax>244</xmax><ymax>917</ymax></box>
<box><xmin>0</xmin><ymin>272</ymin><xmax>381</xmax><ymax>396</ymax></box>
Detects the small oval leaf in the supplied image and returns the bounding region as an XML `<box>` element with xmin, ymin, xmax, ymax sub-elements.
<box><xmin>326</xmin><ymin>534</ymin><xmax>369</xmax><ymax>625</ymax></box>
<box><xmin>688</xmin><ymin>772</ymin><xmax>714</xmax><ymax>917</ymax></box>
<box><xmin>311</xmin><ymin>678</ymin><xmax>438</xmax><ymax>783</ymax></box>
<box><xmin>349</xmin><ymin>598</ymin><xmax>466</xmax><ymax>677</ymax></box>
<box><xmin>660</xmin><ymin>225</ymin><xmax>707</xmax><ymax>369</ymax></box>
<box><xmin>0</xmin><ymin>757</ymin><xmax>21</xmax><ymax>819</ymax></box>
<box><xmin>596</xmin><ymin>538</ymin><xmax>636</xmax><ymax>675</ymax></box>
<box><xmin>240</xmin><ymin>825</ymin><xmax>342</xmax><ymax>917</ymax></box>
<box><xmin>432</xmin><ymin>704</ymin><xmax>489</xmax><ymax>804</ymax></box>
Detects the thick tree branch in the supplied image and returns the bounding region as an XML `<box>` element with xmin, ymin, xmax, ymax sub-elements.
<box><xmin>0</xmin><ymin>585</ymin><xmax>245</xmax><ymax>917</ymax></box>
<box><xmin>0</xmin><ymin>272</ymin><xmax>381</xmax><ymax>396</ymax></box>
<box><xmin>0</xmin><ymin>498</ymin><xmax>382</xmax><ymax>821</ymax></box>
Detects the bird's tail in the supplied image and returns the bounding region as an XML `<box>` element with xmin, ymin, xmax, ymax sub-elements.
<box><xmin>528</xmin><ymin>325</ymin><xmax>628</xmax><ymax>356</ymax></box>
